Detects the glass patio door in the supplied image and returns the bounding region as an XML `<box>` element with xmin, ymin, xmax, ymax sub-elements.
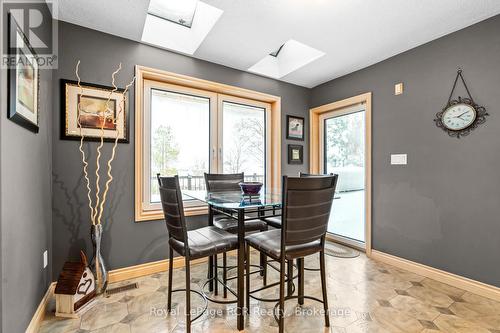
<box><xmin>320</xmin><ymin>104</ymin><xmax>366</xmax><ymax>245</ymax></box>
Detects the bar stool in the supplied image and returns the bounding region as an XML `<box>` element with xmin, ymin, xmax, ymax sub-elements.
<box><xmin>157</xmin><ymin>175</ymin><xmax>239</xmax><ymax>333</ymax></box>
<box><xmin>263</xmin><ymin>172</ymin><xmax>334</xmax><ymax>272</ymax></box>
<box><xmin>245</xmin><ymin>175</ymin><xmax>338</xmax><ymax>333</ymax></box>
<box><xmin>204</xmin><ymin>172</ymin><xmax>268</xmax><ymax>297</ymax></box>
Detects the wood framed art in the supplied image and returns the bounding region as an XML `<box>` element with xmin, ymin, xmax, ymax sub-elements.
<box><xmin>61</xmin><ymin>79</ymin><xmax>130</xmax><ymax>143</ymax></box>
<box><xmin>288</xmin><ymin>144</ymin><xmax>303</xmax><ymax>164</ymax></box>
<box><xmin>7</xmin><ymin>13</ymin><xmax>40</xmax><ymax>133</ymax></box>
<box><xmin>286</xmin><ymin>115</ymin><xmax>304</xmax><ymax>140</ymax></box>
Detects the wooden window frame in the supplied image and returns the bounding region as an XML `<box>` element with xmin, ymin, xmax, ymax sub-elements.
<box><xmin>135</xmin><ymin>65</ymin><xmax>281</xmax><ymax>222</ymax></box>
<box><xmin>309</xmin><ymin>92</ymin><xmax>372</xmax><ymax>255</ymax></box>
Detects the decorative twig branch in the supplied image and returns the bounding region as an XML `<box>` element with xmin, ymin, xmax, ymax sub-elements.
<box><xmin>92</xmin><ymin>64</ymin><xmax>120</xmax><ymax>225</ymax></box>
<box><xmin>97</xmin><ymin>76</ymin><xmax>136</xmax><ymax>224</ymax></box>
<box><xmin>76</xmin><ymin>61</ymin><xmax>96</xmax><ymax>225</ymax></box>
<box><xmin>75</xmin><ymin>61</ymin><xmax>135</xmax><ymax>226</ymax></box>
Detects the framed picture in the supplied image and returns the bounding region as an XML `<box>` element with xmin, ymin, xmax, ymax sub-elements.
<box><xmin>61</xmin><ymin>79</ymin><xmax>129</xmax><ymax>143</ymax></box>
<box><xmin>7</xmin><ymin>14</ymin><xmax>40</xmax><ymax>133</ymax></box>
<box><xmin>288</xmin><ymin>144</ymin><xmax>303</xmax><ymax>164</ymax></box>
<box><xmin>286</xmin><ymin>115</ymin><xmax>304</xmax><ymax>141</ymax></box>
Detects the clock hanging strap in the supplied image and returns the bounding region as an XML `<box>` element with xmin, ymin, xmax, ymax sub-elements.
<box><xmin>447</xmin><ymin>69</ymin><xmax>474</xmax><ymax>104</ymax></box>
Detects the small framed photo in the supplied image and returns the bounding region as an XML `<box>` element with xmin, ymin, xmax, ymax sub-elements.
<box><xmin>288</xmin><ymin>145</ymin><xmax>303</xmax><ymax>165</ymax></box>
<box><xmin>61</xmin><ymin>79</ymin><xmax>129</xmax><ymax>143</ymax></box>
<box><xmin>8</xmin><ymin>14</ymin><xmax>40</xmax><ymax>133</ymax></box>
<box><xmin>286</xmin><ymin>115</ymin><xmax>304</xmax><ymax>141</ymax></box>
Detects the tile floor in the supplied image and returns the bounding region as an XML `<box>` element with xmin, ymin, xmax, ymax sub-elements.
<box><xmin>40</xmin><ymin>251</ymin><xmax>500</xmax><ymax>333</ymax></box>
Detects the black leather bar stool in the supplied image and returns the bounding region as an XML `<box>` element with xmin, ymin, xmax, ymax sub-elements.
<box><xmin>264</xmin><ymin>172</ymin><xmax>334</xmax><ymax>272</ymax></box>
<box><xmin>245</xmin><ymin>175</ymin><xmax>338</xmax><ymax>333</ymax></box>
<box><xmin>157</xmin><ymin>175</ymin><xmax>239</xmax><ymax>333</ymax></box>
<box><xmin>204</xmin><ymin>172</ymin><xmax>268</xmax><ymax>297</ymax></box>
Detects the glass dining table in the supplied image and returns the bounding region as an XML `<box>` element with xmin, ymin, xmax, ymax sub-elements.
<box><xmin>184</xmin><ymin>189</ymin><xmax>282</xmax><ymax>331</ymax></box>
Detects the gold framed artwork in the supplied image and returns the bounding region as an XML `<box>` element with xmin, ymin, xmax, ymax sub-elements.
<box><xmin>8</xmin><ymin>14</ymin><xmax>40</xmax><ymax>133</ymax></box>
<box><xmin>61</xmin><ymin>80</ymin><xmax>129</xmax><ymax>143</ymax></box>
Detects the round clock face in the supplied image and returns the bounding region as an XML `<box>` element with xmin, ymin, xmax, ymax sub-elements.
<box><xmin>442</xmin><ymin>103</ymin><xmax>476</xmax><ymax>131</ymax></box>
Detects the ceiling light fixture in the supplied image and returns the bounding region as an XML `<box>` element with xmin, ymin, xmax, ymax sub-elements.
<box><xmin>148</xmin><ymin>0</ymin><xmax>198</xmax><ymax>28</ymax></box>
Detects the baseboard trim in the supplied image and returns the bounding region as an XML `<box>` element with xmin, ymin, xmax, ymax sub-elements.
<box><xmin>108</xmin><ymin>250</ymin><xmax>239</xmax><ymax>283</ymax></box>
<box><xmin>370</xmin><ymin>250</ymin><xmax>500</xmax><ymax>302</ymax></box>
<box><xmin>25</xmin><ymin>282</ymin><xmax>56</xmax><ymax>333</ymax></box>
<box><xmin>108</xmin><ymin>256</ymin><xmax>208</xmax><ymax>283</ymax></box>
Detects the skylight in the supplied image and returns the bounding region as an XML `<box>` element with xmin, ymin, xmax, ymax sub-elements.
<box><xmin>248</xmin><ymin>40</ymin><xmax>325</xmax><ymax>79</ymax></box>
<box><xmin>148</xmin><ymin>0</ymin><xmax>198</xmax><ymax>28</ymax></box>
<box><xmin>141</xmin><ymin>1</ymin><xmax>223</xmax><ymax>55</ymax></box>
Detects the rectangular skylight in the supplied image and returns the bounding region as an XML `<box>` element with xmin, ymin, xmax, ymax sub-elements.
<box><xmin>141</xmin><ymin>1</ymin><xmax>223</xmax><ymax>55</ymax></box>
<box><xmin>148</xmin><ymin>0</ymin><xmax>198</xmax><ymax>28</ymax></box>
<box><xmin>249</xmin><ymin>40</ymin><xmax>325</xmax><ymax>79</ymax></box>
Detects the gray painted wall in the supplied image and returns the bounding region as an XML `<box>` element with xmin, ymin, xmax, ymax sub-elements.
<box><xmin>311</xmin><ymin>15</ymin><xmax>500</xmax><ymax>287</ymax></box>
<box><xmin>51</xmin><ymin>22</ymin><xmax>310</xmax><ymax>278</ymax></box>
<box><xmin>0</xmin><ymin>5</ymin><xmax>53</xmax><ymax>333</ymax></box>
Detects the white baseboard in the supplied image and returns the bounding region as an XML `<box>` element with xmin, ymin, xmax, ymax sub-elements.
<box><xmin>370</xmin><ymin>250</ymin><xmax>500</xmax><ymax>302</ymax></box>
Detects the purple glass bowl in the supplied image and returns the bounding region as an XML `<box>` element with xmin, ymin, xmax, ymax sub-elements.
<box><xmin>238</xmin><ymin>182</ymin><xmax>263</xmax><ymax>196</ymax></box>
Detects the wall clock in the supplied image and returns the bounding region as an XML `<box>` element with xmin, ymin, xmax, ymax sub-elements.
<box><xmin>434</xmin><ymin>69</ymin><xmax>488</xmax><ymax>138</ymax></box>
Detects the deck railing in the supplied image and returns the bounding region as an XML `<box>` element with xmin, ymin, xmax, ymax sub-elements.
<box><xmin>152</xmin><ymin>174</ymin><xmax>264</xmax><ymax>192</ymax></box>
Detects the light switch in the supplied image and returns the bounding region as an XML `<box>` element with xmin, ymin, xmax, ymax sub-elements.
<box><xmin>395</xmin><ymin>83</ymin><xmax>404</xmax><ymax>95</ymax></box>
<box><xmin>391</xmin><ymin>154</ymin><xmax>407</xmax><ymax>165</ymax></box>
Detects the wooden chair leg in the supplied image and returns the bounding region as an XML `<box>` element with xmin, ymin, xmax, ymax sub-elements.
<box><xmin>223</xmin><ymin>252</ymin><xmax>228</xmax><ymax>298</ymax></box>
<box><xmin>297</xmin><ymin>257</ymin><xmax>304</xmax><ymax>305</ymax></box>
<box><xmin>287</xmin><ymin>259</ymin><xmax>293</xmax><ymax>296</ymax></box>
<box><xmin>208</xmin><ymin>255</ymin><xmax>213</xmax><ymax>292</ymax></box>
<box><xmin>185</xmin><ymin>257</ymin><xmax>191</xmax><ymax>333</ymax></box>
<box><xmin>214</xmin><ymin>254</ymin><xmax>219</xmax><ymax>296</ymax></box>
<box><xmin>168</xmin><ymin>246</ymin><xmax>173</xmax><ymax>311</ymax></box>
<box><xmin>245</xmin><ymin>244</ymin><xmax>251</xmax><ymax>312</ymax></box>
<box><xmin>278</xmin><ymin>258</ymin><xmax>286</xmax><ymax>333</ymax></box>
<box><xmin>319</xmin><ymin>250</ymin><xmax>330</xmax><ymax>327</ymax></box>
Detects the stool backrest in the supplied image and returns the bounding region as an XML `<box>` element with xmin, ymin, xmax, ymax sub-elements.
<box><xmin>157</xmin><ymin>175</ymin><xmax>188</xmax><ymax>244</ymax></box>
<box><xmin>281</xmin><ymin>175</ymin><xmax>338</xmax><ymax>246</ymax></box>
<box><xmin>204</xmin><ymin>173</ymin><xmax>244</xmax><ymax>192</ymax></box>
<box><xmin>299</xmin><ymin>172</ymin><xmax>334</xmax><ymax>177</ymax></box>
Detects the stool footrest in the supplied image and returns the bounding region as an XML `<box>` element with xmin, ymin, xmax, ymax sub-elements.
<box><xmin>169</xmin><ymin>289</ymin><xmax>208</xmax><ymax>323</ymax></box>
<box><xmin>272</xmin><ymin>295</ymin><xmax>325</xmax><ymax>323</ymax></box>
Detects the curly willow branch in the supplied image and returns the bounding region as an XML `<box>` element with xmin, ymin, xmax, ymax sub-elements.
<box><xmin>75</xmin><ymin>60</ymin><xmax>96</xmax><ymax>225</ymax></box>
<box><xmin>97</xmin><ymin>75</ymin><xmax>136</xmax><ymax>225</ymax></box>
<box><xmin>92</xmin><ymin>63</ymin><xmax>121</xmax><ymax>224</ymax></box>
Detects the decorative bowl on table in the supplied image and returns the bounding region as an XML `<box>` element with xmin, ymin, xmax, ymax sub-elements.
<box><xmin>238</xmin><ymin>182</ymin><xmax>263</xmax><ymax>196</ymax></box>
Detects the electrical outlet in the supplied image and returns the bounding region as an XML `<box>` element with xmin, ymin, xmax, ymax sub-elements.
<box><xmin>391</xmin><ymin>154</ymin><xmax>407</xmax><ymax>165</ymax></box>
<box><xmin>43</xmin><ymin>250</ymin><xmax>48</xmax><ymax>268</ymax></box>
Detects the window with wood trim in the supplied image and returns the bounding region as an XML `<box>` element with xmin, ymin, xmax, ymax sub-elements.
<box><xmin>135</xmin><ymin>66</ymin><xmax>281</xmax><ymax>221</ymax></box>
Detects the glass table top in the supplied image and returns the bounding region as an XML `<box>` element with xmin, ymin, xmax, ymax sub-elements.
<box><xmin>183</xmin><ymin>189</ymin><xmax>282</xmax><ymax>210</ymax></box>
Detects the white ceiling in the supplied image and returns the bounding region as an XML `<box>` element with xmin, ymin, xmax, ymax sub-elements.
<box><xmin>53</xmin><ymin>0</ymin><xmax>500</xmax><ymax>88</ymax></box>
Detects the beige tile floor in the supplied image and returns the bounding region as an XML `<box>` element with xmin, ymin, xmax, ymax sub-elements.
<box><xmin>40</xmin><ymin>251</ymin><xmax>500</xmax><ymax>333</ymax></box>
